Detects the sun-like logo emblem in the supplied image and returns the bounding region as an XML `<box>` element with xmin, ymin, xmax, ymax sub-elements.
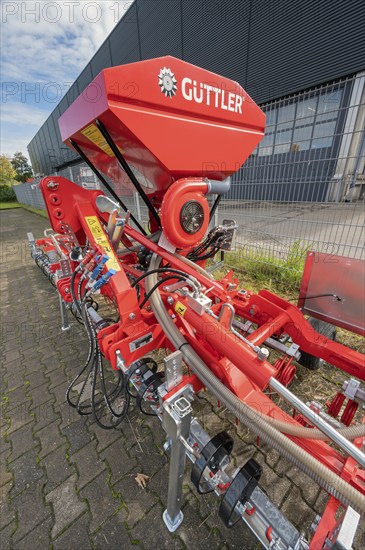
<box><xmin>158</xmin><ymin>67</ymin><xmax>177</xmax><ymax>98</ymax></box>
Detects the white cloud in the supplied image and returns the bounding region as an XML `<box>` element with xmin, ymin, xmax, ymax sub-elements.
<box><xmin>1</xmin><ymin>0</ymin><xmax>133</xmax><ymax>160</ymax></box>
<box><xmin>0</xmin><ymin>102</ymin><xmax>51</xmax><ymax>158</ymax></box>
<box><xmin>1</xmin><ymin>102</ymin><xmax>50</xmax><ymax>128</ymax></box>
<box><xmin>1</xmin><ymin>135</ymin><xmax>34</xmax><ymax>158</ymax></box>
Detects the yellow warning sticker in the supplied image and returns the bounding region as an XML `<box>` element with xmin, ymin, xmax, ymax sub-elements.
<box><xmin>81</xmin><ymin>124</ymin><xmax>125</xmax><ymax>158</ymax></box>
<box><xmin>85</xmin><ymin>216</ymin><xmax>120</xmax><ymax>272</ymax></box>
<box><xmin>174</xmin><ymin>301</ymin><xmax>187</xmax><ymax>317</ymax></box>
<box><xmin>81</xmin><ymin>124</ymin><xmax>114</xmax><ymax>157</ymax></box>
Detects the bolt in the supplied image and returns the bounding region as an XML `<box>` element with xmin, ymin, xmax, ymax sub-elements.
<box><xmin>257</xmin><ymin>347</ymin><xmax>270</xmax><ymax>362</ymax></box>
<box><xmin>129</xmin><ymin>312</ymin><xmax>136</xmax><ymax>320</ymax></box>
<box><xmin>249</xmin><ymin>307</ymin><xmax>256</xmax><ymax>316</ymax></box>
<box><xmin>47</xmin><ymin>181</ymin><xmax>58</xmax><ymax>190</ymax></box>
<box><xmin>167</xmin><ymin>296</ymin><xmax>174</xmax><ymax>305</ymax></box>
<box><xmin>64</xmin><ymin>287</ymin><xmax>70</xmax><ymax>294</ymax></box>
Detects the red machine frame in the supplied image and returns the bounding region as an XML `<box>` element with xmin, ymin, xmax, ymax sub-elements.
<box><xmin>30</xmin><ymin>56</ymin><xmax>364</xmax><ymax>548</ymax></box>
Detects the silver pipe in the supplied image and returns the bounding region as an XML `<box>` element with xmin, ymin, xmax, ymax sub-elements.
<box><xmin>269</xmin><ymin>377</ymin><xmax>365</xmax><ymax>468</ymax></box>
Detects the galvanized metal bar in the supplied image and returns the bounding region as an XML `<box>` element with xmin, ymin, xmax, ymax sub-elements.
<box><xmin>58</xmin><ymin>294</ymin><xmax>70</xmax><ymax>332</ymax></box>
<box><xmin>162</xmin><ymin>391</ymin><xmax>193</xmax><ymax>532</ymax></box>
<box><xmin>269</xmin><ymin>377</ymin><xmax>365</xmax><ymax>467</ymax></box>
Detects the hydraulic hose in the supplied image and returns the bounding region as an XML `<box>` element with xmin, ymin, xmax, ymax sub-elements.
<box><xmin>146</xmin><ymin>254</ymin><xmax>365</xmax><ymax>514</ymax></box>
<box><xmin>258</xmin><ymin>406</ymin><xmax>365</xmax><ymax>441</ymax></box>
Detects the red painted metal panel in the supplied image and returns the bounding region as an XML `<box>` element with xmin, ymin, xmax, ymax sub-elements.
<box><xmin>58</xmin><ymin>56</ymin><xmax>265</xmax><ymax>195</ymax></box>
<box><xmin>299</xmin><ymin>251</ymin><xmax>365</xmax><ymax>336</ymax></box>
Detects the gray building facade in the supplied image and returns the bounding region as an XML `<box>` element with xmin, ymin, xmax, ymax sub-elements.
<box><xmin>28</xmin><ymin>0</ymin><xmax>365</xmax><ymax>202</ymax></box>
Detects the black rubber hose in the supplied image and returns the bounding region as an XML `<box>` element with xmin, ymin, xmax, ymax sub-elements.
<box><xmin>139</xmin><ymin>275</ymin><xmax>184</xmax><ymax>309</ymax></box>
<box><xmin>131</xmin><ymin>268</ymin><xmax>197</xmax><ymax>289</ymax></box>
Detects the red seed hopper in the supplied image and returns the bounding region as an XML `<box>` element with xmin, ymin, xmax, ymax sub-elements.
<box><xmin>59</xmin><ymin>56</ymin><xmax>265</xmax><ymax>195</ymax></box>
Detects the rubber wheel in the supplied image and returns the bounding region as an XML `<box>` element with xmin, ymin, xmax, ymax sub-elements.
<box><xmin>298</xmin><ymin>317</ymin><xmax>337</xmax><ymax>370</ymax></box>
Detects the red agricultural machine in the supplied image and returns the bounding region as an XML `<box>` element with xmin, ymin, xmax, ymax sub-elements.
<box><xmin>28</xmin><ymin>57</ymin><xmax>365</xmax><ymax>548</ymax></box>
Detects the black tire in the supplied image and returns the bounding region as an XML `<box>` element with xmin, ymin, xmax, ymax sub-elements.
<box><xmin>298</xmin><ymin>317</ymin><xmax>337</xmax><ymax>370</ymax></box>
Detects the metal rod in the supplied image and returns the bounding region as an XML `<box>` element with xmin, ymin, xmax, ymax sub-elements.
<box><xmin>95</xmin><ymin>119</ymin><xmax>161</xmax><ymax>228</ymax></box>
<box><xmin>69</xmin><ymin>139</ymin><xmax>147</xmax><ymax>235</ymax></box>
<box><xmin>58</xmin><ymin>294</ymin><xmax>70</xmax><ymax>331</ymax></box>
<box><xmin>269</xmin><ymin>377</ymin><xmax>365</xmax><ymax>467</ymax></box>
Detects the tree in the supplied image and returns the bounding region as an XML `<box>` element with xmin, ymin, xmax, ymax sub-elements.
<box><xmin>0</xmin><ymin>155</ymin><xmax>16</xmax><ymax>184</ymax></box>
<box><xmin>11</xmin><ymin>151</ymin><xmax>33</xmax><ymax>183</ymax></box>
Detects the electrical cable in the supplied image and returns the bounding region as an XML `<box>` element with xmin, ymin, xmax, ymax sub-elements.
<box><xmin>296</xmin><ymin>293</ymin><xmax>342</xmax><ymax>303</ymax></box>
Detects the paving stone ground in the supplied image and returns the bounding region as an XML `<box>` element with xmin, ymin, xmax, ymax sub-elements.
<box><xmin>1</xmin><ymin>208</ymin><xmax>364</xmax><ymax>549</ymax></box>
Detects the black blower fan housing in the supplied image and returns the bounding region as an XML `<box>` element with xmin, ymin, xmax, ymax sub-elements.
<box><xmin>180</xmin><ymin>200</ymin><xmax>205</xmax><ymax>234</ymax></box>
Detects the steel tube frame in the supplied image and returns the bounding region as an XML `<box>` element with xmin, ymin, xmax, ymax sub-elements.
<box><xmin>162</xmin><ymin>391</ymin><xmax>192</xmax><ymax>532</ymax></box>
<box><xmin>269</xmin><ymin>377</ymin><xmax>365</xmax><ymax>467</ymax></box>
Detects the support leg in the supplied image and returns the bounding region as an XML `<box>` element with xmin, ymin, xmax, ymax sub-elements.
<box><xmin>162</xmin><ymin>392</ymin><xmax>192</xmax><ymax>532</ymax></box>
<box><xmin>58</xmin><ymin>294</ymin><xmax>70</xmax><ymax>331</ymax></box>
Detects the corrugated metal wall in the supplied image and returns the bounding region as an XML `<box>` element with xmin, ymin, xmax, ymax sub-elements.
<box><xmin>28</xmin><ymin>0</ymin><xmax>365</xmax><ymax>178</ymax></box>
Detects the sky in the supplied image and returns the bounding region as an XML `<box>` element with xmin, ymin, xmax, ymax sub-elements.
<box><xmin>1</xmin><ymin>0</ymin><xmax>133</xmax><ymax>161</ymax></box>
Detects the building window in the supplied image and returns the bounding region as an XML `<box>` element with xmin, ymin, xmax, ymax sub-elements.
<box><xmin>256</xmin><ymin>86</ymin><xmax>343</xmax><ymax>157</ymax></box>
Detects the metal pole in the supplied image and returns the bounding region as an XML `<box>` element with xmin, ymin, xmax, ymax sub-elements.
<box><xmin>134</xmin><ymin>192</ymin><xmax>142</xmax><ymax>222</ymax></box>
<box><xmin>269</xmin><ymin>378</ymin><xmax>365</xmax><ymax>467</ymax></box>
<box><xmin>162</xmin><ymin>393</ymin><xmax>192</xmax><ymax>532</ymax></box>
<box><xmin>58</xmin><ymin>294</ymin><xmax>70</xmax><ymax>331</ymax></box>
